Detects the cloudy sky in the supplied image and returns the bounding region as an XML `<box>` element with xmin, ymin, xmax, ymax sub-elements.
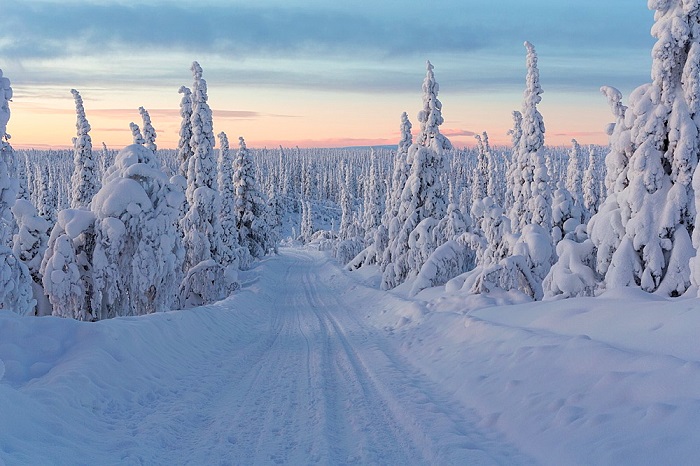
<box><xmin>2</xmin><ymin>0</ymin><xmax>654</xmax><ymax>149</ymax></box>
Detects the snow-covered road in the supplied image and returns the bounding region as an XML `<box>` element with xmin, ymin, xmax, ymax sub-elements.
<box><xmin>0</xmin><ymin>248</ymin><xmax>532</xmax><ymax>464</ymax></box>
<box><xmin>217</xmin><ymin>248</ymin><xmax>531</xmax><ymax>465</ymax></box>
<box><xmin>125</xmin><ymin>248</ymin><xmax>531</xmax><ymax>464</ymax></box>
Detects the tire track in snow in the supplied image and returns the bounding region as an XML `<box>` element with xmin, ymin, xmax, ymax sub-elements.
<box><xmin>290</xmin><ymin>248</ymin><xmax>535</xmax><ymax>465</ymax></box>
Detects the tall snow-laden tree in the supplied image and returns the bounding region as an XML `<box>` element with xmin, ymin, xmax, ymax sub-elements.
<box><xmin>179</xmin><ymin>62</ymin><xmax>232</xmax><ymax>305</ymax></box>
<box><xmin>471</xmin><ymin>42</ymin><xmax>553</xmax><ymax>301</ymax></box>
<box><xmin>139</xmin><ymin>106</ymin><xmax>157</xmax><ymax>153</ymax></box>
<box><xmin>69</xmin><ymin>89</ymin><xmax>99</xmax><ymax>209</ymax></box>
<box><xmin>177</xmin><ymin>86</ymin><xmax>194</xmax><ymax>177</ymax></box>
<box><xmin>521</xmin><ymin>41</ymin><xmax>552</xmax><ymax>235</ymax></box>
<box><xmin>181</xmin><ymin>62</ymin><xmax>222</xmax><ymax>269</ymax></box>
<box><xmin>91</xmin><ymin>144</ymin><xmax>185</xmax><ymax>318</ymax></box>
<box><xmin>381</xmin><ymin>62</ymin><xmax>449</xmax><ymax>289</ymax></box>
<box><xmin>587</xmin><ymin>86</ymin><xmax>634</xmax><ymax>281</ymax></box>
<box><xmin>589</xmin><ymin>1</ymin><xmax>698</xmax><ymax>295</ymax></box>
<box><xmin>0</xmin><ymin>69</ymin><xmax>34</xmax><ymax>315</ymax></box>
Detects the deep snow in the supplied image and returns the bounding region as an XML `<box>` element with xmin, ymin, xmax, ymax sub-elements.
<box><xmin>1</xmin><ymin>247</ymin><xmax>700</xmax><ymax>464</ymax></box>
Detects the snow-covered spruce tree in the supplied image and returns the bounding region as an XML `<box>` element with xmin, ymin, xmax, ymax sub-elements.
<box><xmin>12</xmin><ymin>199</ymin><xmax>50</xmax><ymax>286</ymax></box>
<box><xmin>552</xmin><ymin>140</ymin><xmax>584</xmax><ymax>244</ymax></box>
<box><xmin>348</xmin><ymin>149</ymin><xmax>386</xmax><ymax>269</ymax></box>
<box><xmin>69</xmin><ymin>89</ymin><xmax>99</xmax><ymax>209</ymax></box>
<box><xmin>335</xmin><ymin>162</ymin><xmax>364</xmax><ymax>264</ymax></box>
<box><xmin>177</xmin><ymin>86</ymin><xmax>194</xmax><ymax>177</ymax></box>
<box><xmin>381</xmin><ymin>62</ymin><xmax>450</xmax><ymax>289</ymax></box>
<box><xmin>472</xmin><ymin>133</ymin><xmax>489</xmax><ymax>217</ymax></box>
<box><xmin>383</xmin><ymin>112</ymin><xmax>413</xmax><ymax>226</ymax></box>
<box><xmin>139</xmin><ymin>107</ymin><xmax>157</xmax><ymax>153</ymax></box>
<box><xmin>216</xmin><ymin>131</ymin><xmax>241</xmax><ymax>273</ymax></box>
<box><xmin>583</xmin><ymin>145</ymin><xmax>601</xmax><ymax>222</ymax></box>
<box><xmin>91</xmin><ymin>144</ymin><xmax>185</xmax><ymax>318</ymax></box>
<box><xmin>37</xmin><ymin>163</ymin><xmax>57</xmax><ymax>226</ymax></box>
<box><xmin>233</xmin><ymin>136</ymin><xmax>275</xmax><ymax>267</ymax></box>
<box><xmin>472</xmin><ymin>42</ymin><xmax>553</xmax><ymax>300</ymax></box>
<box><xmin>362</xmin><ymin>149</ymin><xmax>383</xmax><ymax>239</ymax></box>
<box><xmin>566</xmin><ymin>139</ymin><xmax>585</xmax><ymax>213</ymax></box>
<box><xmin>179</xmin><ymin>62</ymin><xmax>231</xmax><ymax>306</ymax></box>
<box><xmin>504</xmin><ymin>110</ymin><xmax>523</xmax><ymax>214</ymax></box>
<box><xmin>15</xmin><ymin>152</ymin><xmax>28</xmax><ymax>201</ymax></box>
<box><xmin>586</xmin><ymin>86</ymin><xmax>633</xmax><ymax>281</ymax></box>
<box><xmin>416</xmin><ymin>61</ymin><xmax>452</xmax><ymax>150</ymax></box>
<box><xmin>591</xmin><ymin>1</ymin><xmax>698</xmax><ymax>295</ymax></box>
<box><xmin>338</xmin><ymin>162</ymin><xmax>354</xmax><ymax>241</ymax></box>
<box><xmin>0</xmin><ymin>69</ymin><xmax>34</xmax><ymax>315</ymax></box>
<box><xmin>301</xmin><ymin>200</ymin><xmax>313</xmax><ymax>242</ymax></box>
<box><xmin>100</xmin><ymin>142</ymin><xmax>115</xmax><ymax>181</ymax></box>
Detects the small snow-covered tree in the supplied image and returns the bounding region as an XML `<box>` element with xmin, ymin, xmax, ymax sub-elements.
<box><xmin>129</xmin><ymin>122</ymin><xmax>145</xmax><ymax>145</ymax></box>
<box><xmin>583</xmin><ymin>146</ymin><xmax>602</xmax><ymax>221</ymax></box>
<box><xmin>69</xmin><ymin>89</ymin><xmax>99</xmax><ymax>209</ymax></box>
<box><xmin>12</xmin><ymin>199</ymin><xmax>50</xmax><ymax>284</ymax></box>
<box><xmin>139</xmin><ymin>107</ymin><xmax>157</xmax><ymax>153</ymax></box>
<box><xmin>362</xmin><ymin>149</ymin><xmax>383</xmax><ymax>237</ymax></box>
<box><xmin>383</xmin><ymin>112</ymin><xmax>413</xmax><ymax>226</ymax></box>
<box><xmin>41</xmin><ymin>208</ymin><xmax>96</xmax><ymax>320</ymax></box>
<box><xmin>301</xmin><ymin>200</ymin><xmax>313</xmax><ymax>242</ymax></box>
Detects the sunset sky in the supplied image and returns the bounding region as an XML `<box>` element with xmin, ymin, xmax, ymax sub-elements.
<box><xmin>2</xmin><ymin>1</ymin><xmax>654</xmax><ymax>150</ymax></box>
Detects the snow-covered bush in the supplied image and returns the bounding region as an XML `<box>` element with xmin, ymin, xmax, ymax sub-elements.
<box><xmin>91</xmin><ymin>143</ymin><xmax>185</xmax><ymax>318</ymax></box>
<box><xmin>543</xmin><ymin>238</ymin><xmax>597</xmax><ymax>299</ymax></box>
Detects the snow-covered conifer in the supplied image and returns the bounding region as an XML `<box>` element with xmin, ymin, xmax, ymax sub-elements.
<box><xmin>0</xmin><ymin>70</ymin><xmax>34</xmax><ymax>315</ymax></box>
<box><xmin>139</xmin><ymin>107</ymin><xmax>157</xmax><ymax>153</ymax></box>
<box><xmin>177</xmin><ymin>86</ymin><xmax>194</xmax><ymax>177</ymax></box>
<box><xmin>362</xmin><ymin>149</ymin><xmax>383</xmax><ymax>237</ymax></box>
<box><xmin>416</xmin><ymin>61</ymin><xmax>452</xmax><ymax>151</ymax></box>
<box><xmin>233</xmin><ymin>136</ymin><xmax>273</xmax><ymax>266</ymax></box>
<box><xmin>381</xmin><ymin>63</ymin><xmax>450</xmax><ymax>289</ymax></box>
<box><xmin>69</xmin><ymin>89</ymin><xmax>99</xmax><ymax>209</ymax></box>
<box><xmin>181</xmin><ymin>62</ymin><xmax>224</xmax><ymax>274</ymax></box>
<box><xmin>217</xmin><ymin>131</ymin><xmax>241</xmax><ymax>270</ymax></box>
<box><xmin>583</xmin><ymin>146</ymin><xmax>601</xmax><ymax>221</ymax></box>
<box><xmin>12</xmin><ymin>199</ymin><xmax>50</xmax><ymax>284</ymax></box>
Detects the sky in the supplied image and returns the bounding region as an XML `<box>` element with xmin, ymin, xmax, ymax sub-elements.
<box><xmin>2</xmin><ymin>0</ymin><xmax>655</xmax><ymax>150</ymax></box>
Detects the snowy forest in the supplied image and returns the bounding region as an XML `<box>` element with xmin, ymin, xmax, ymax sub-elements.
<box><xmin>2</xmin><ymin>49</ymin><xmax>610</xmax><ymax>319</ymax></box>
<box><xmin>1</xmin><ymin>16</ymin><xmax>697</xmax><ymax>319</ymax></box>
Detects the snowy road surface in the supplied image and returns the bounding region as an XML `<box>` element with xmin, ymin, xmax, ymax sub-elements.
<box><xmin>0</xmin><ymin>248</ymin><xmax>532</xmax><ymax>465</ymax></box>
